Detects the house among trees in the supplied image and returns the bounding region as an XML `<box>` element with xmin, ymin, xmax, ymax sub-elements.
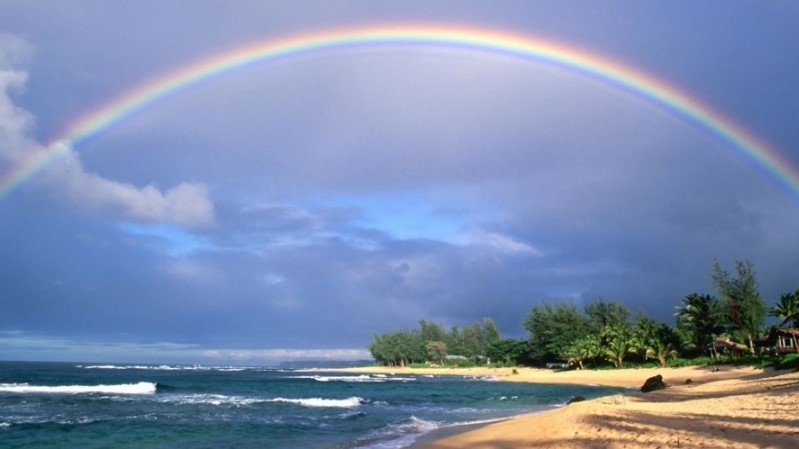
<box><xmin>756</xmin><ymin>328</ymin><xmax>799</xmax><ymax>354</ymax></box>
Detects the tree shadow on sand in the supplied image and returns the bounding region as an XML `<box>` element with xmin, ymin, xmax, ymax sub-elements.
<box><xmin>557</xmin><ymin>379</ymin><xmax>799</xmax><ymax>449</ymax></box>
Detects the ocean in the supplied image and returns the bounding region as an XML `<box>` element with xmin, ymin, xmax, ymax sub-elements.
<box><xmin>0</xmin><ymin>361</ymin><xmax>624</xmax><ymax>448</ymax></box>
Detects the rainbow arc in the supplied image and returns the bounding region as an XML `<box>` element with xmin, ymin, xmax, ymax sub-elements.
<box><xmin>2</xmin><ymin>24</ymin><xmax>797</xmax><ymax>201</ymax></box>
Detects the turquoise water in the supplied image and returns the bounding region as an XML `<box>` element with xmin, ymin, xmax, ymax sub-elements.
<box><xmin>0</xmin><ymin>362</ymin><xmax>624</xmax><ymax>448</ymax></box>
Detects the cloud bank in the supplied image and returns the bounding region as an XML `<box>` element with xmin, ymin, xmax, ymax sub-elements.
<box><xmin>0</xmin><ymin>35</ymin><xmax>214</xmax><ymax>227</ymax></box>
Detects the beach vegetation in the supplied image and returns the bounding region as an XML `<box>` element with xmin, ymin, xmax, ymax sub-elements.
<box><xmin>486</xmin><ymin>338</ymin><xmax>529</xmax><ymax>367</ymax></box>
<box><xmin>603</xmin><ymin>323</ymin><xmax>633</xmax><ymax>368</ymax></box>
<box><xmin>369</xmin><ymin>317</ymin><xmax>505</xmax><ymax>367</ymax></box>
<box><xmin>674</xmin><ymin>293</ymin><xmax>723</xmax><ymax>354</ymax></box>
<box><xmin>647</xmin><ymin>340</ymin><xmax>679</xmax><ymax>367</ymax></box>
<box><xmin>419</xmin><ymin>320</ymin><xmax>447</xmax><ymax>346</ymax></box>
<box><xmin>425</xmin><ymin>341</ymin><xmax>447</xmax><ymax>365</ymax></box>
<box><xmin>585</xmin><ymin>299</ymin><xmax>630</xmax><ymax>335</ymax></box>
<box><xmin>770</xmin><ymin>289</ymin><xmax>799</xmax><ymax>353</ymax></box>
<box><xmin>711</xmin><ymin>259</ymin><xmax>767</xmax><ymax>354</ymax></box>
<box><xmin>366</xmin><ymin>260</ymin><xmax>797</xmax><ymax>372</ymax></box>
<box><xmin>523</xmin><ymin>300</ymin><xmax>587</xmax><ymax>361</ymax></box>
<box><xmin>565</xmin><ymin>334</ymin><xmax>602</xmax><ymax>369</ymax></box>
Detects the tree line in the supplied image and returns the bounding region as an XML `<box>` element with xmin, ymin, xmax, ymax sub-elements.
<box><xmin>368</xmin><ymin>260</ymin><xmax>799</xmax><ymax>368</ymax></box>
<box><xmin>368</xmin><ymin>318</ymin><xmax>513</xmax><ymax>367</ymax></box>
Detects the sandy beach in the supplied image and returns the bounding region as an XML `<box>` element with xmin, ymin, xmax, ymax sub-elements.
<box><xmin>338</xmin><ymin>365</ymin><xmax>799</xmax><ymax>448</ymax></box>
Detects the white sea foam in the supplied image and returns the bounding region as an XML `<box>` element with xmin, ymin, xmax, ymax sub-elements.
<box><xmin>78</xmin><ymin>364</ymin><xmax>128</xmax><ymax>370</ymax></box>
<box><xmin>159</xmin><ymin>393</ymin><xmax>263</xmax><ymax>406</ymax></box>
<box><xmin>295</xmin><ymin>375</ymin><xmax>416</xmax><ymax>383</ymax></box>
<box><xmin>402</xmin><ymin>415</ymin><xmax>440</xmax><ymax>433</ymax></box>
<box><xmin>0</xmin><ymin>382</ymin><xmax>157</xmax><ymax>395</ymax></box>
<box><xmin>477</xmin><ymin>375</ymin><xmax>501</xmax><ymax>382</ymax></box>
<box><xmin>0</xmin><ymin>422</ymin><xmax>10</xmax><ymax>428</ymax></box>
<box><xmin>268</xmin><ymin>396</ymin><xmax>364</xmax><ymax>408</ymax></box>
<box><xmin>357</xmin><ymin>416</ymin><xmax>443</xmax><ymax>449</ymax></box>
<box><xmin>78</xmin><ymin>364</ymin><xmax>250</xmax><ymax>372</ymax></box>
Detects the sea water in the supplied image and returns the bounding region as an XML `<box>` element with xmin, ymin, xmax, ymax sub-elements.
<box><xmin>0</xmin><ymin>361</ymin><xmax>625</xmax><ymax>448</ymax></box>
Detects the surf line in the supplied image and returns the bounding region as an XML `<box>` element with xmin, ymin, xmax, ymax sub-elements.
<box><xmin>2</xmin><ymin>23</ymin><xmax>797</xmax><ymax>201</ymax></box>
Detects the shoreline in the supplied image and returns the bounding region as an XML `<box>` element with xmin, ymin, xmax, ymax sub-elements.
<box><xmin>334</xmin><ymin>365</ymin><xmax>799</xmax><ymax>448</ymax></box>
<box><xmin>331</xmin><ymin>364</ymin><xmax>757</xmax><ymax>388</ymax></box>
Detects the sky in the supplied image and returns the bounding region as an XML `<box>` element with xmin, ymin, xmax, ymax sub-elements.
<box><xmin>1</xmin><ymin>1</ymin><xmax>798</xmax><ymax>365</ymax></box>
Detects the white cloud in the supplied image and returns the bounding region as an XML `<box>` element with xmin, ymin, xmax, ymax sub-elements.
<box><xmin>0</xmin><ymin>35</ymin><xmax>214</xmax><ymax>227</ymax></box>
<box><xmin>41</xmin><ymin>144</ymin><xmax>214</xmax><ymax>226</ymax></box>
<box><xmin>454</xmin><ymin>228</ymin><xmax>542</xmax><ymax>255</ymax></box>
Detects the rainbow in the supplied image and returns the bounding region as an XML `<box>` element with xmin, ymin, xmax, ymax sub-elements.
<box><xmin>2</xmin><ymin>24</ymin><xmax>798</xmax><ymax>201</ymax></box>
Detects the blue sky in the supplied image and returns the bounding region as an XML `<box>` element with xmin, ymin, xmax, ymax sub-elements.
<box><xmin>1</xmin><ymin>1</ymin><xmax>798</xmax><ymax>365</ymax></box>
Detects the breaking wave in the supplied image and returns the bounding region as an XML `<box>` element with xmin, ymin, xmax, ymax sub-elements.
<box><xmin>0</xmin><ymin>382</ymin><xmax>157</xmax><ymax>395</ymax></box>
<box><xmin>77</xmin><ymin>364</ymin><xmax>249</xmax><ymax>372</ymax></box>
<box><xmin>157</xmin><ymin>393</ymin><xmax>265</xmax><ymax>406</ymax></box>
<box><xmin>294</xmin><ymin>374</ymin><xmax>416</xmax><ymax>383</ymax></box>
<box><xmin>155</xmin><ymin>394</ymin><xmax>365</xmax><ymax>409</ymax></box>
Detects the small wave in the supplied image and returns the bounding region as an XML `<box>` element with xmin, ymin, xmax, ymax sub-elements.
<box><xmin>355</xmin><ymin>416</ymin><xmax>442</xmax><ymax>449</ymax></box>
<box><xmin>158</xmin><ymin>393</ymin><xmax>263</xmax><ymax>406</ymax></box>
<box><xmin>294</xmin><ymin>374</ymin><xmax>416</xmax><ymax>383</ymax></box>
<box><xmin>154</xmin><ymin>383</ymin><xmax>176</xmax><ymax>393</ymax></box>
<box><xmin>402</xmin><ymin>415</ymin><xmax>440</xmax><ymax>433</ymax></box>
<box><xmin>0</xmin><ymin>382</ymin><xmax>157</xmax><ymax>395</ymax></box>
<box><xmin>471</xmin><ymin>375</ymin><xmax>500</xmax><ymax>382</ymax></box>
<box><xmin>78</xmin><ymin>364</ymin><xmax>128</xmax><ymax>370</ymax></box>
<box><xmin>78</xmin><ymin>364</ymin><xmax>251</xmax><ymax>372</ymax></box>
<box><xmin>0</xmin><ymin>422</ymin><xmax>10</xmax><ymax>428</ymax></box>
<box><xmin>268</xmin><ymin>396</ymin><xmax>364</xmax><ymax>408</ymax></box>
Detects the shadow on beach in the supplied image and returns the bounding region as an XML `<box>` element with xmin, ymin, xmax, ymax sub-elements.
<box><xmin>421</xmin><ymin>369</ymin><xmax>799</xmax><ymax>449</ymax></box>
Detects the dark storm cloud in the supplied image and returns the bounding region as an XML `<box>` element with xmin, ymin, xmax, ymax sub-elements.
<box><xmin>1</xmin><ymin>1</ymin><xmax>798</xmax><ymax>364</ymax></box>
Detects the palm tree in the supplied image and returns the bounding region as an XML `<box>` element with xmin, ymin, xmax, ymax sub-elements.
<box><xmin>603</xmin><ymin>324</ymin><xmax>632</xmax><ymax>368</ymax></box>
<box><xmin>647</xmin><ymin>340</ymin><xmax>679</xmax><ymax>368</ymax></box>
<box><xmin>631</xmin><ymin>316</ymin><xmax>658</xmax><ymax>362</ymax></box>
<box><xmin>675</xmin><ymin>293</ymin><xmax>721</xmax><ymax>354</ymax></box>
<box><xmin>771</xmin><ymin>289</ymin><xmax>799</xmax><ymax>327</ymax></box>
<box><xmin>770</xmin><ymin>289</ymin><xmax>799</xmax><ymax>353</ymax></box>
<box><xmin>566</xmin><ymin>335</ymin><xmax>601</xmax><ymax>370</ymax></box>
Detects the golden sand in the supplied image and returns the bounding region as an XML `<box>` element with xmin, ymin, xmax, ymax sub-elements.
<box><xmin>338</xmin><ymin>365</ymin><xmax>799</xmax><ymax>448</ymax></box>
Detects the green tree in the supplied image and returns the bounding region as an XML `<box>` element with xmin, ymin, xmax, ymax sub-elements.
<box><xmin>368</xmin><ymin>329</ymin><xmax>423</xmax><ymax>367</ymax></box>
<box><xmin>770</xmin><ymin>288</ymin><xmax>799</xmax><ymax>353</ymax></box>
<box><xmin>566</xmin><ymin>334</ymin><xmax>601</xmax><ymax>370</ymax></box>
<box><xmin>418</xmin><ymin>320</ymin><xmax>447</xmax><ymax>361</ymax></box>
<box><xmin>603</xmin><ymin>323</ymin><xmax>633</xmax><ymax>368</ymax></box>
<box><xmin>368</xmin><ymin>333</ymin><xmax>389</xmax><ymax>365</ymax></box>
<box><xmin>486</xmin><ymin>339</ymin><xmax>529</xmax><ymax>366</ymax></box>
<box><xmin>647</xmin><ymin>339</ymin><xmax>679</xmax><ymax>368</ymax></box>
<box><xmin>524</xmin><ymin>301</ymin><xmax>587</xmax><ymax>362</ymax></box>
<box><xmin>630</xmin><ymin>315</ymin><xmax>659</xmax><ymax>362</ymax></box>
<box><xmin>584</xmin><ymin>299</ymin><xmax>630</xmax><ymax>335</ymax></box>
<box><xmin>771</xmin><ymin>289</ymin><xmax>799</xmax><ymax>328</ymax></box>
<box><xmin>675</xmin><ymin>293</ymin><xmax>722</xmax><ymax>352</ymax></box>
<box><xmin>712</xmin><ymin>260</ymin><xmax>766</xmax><ymax>353</ymax></box>
<box><xmin>446</xmin><ymin>326</ymin><xmax>466</xmax><ymax>357</ymax></box>
<box><xmin>426</xmin><ymin>341</ymin><xmax>448</xmax><ymax>365</ymax></box>
<box><xmin>461</xmin><ymin>322</ymin><xmax>485</xmax><ymax>360</ymax></box>
<box><xmin>482</xmin><ymin>317</ymin><xmax>502</xmax><ymax>349</ymax></box>
<box><xmin>419</xmin><ymin>320</ymin><xmax>447</xmax><ymax>344</ymax></box>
